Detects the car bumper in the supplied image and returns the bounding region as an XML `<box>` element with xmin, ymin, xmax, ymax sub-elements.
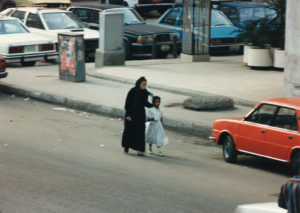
<box><xmin>4</xmin><ymin>53</ymin><xmax>58</xmax><ymax>63</ymax></box>
<box><xmin>210</xmin><ymin>44</ymin><xmax>243</xmax><ymax>53</ymax></box>
<box><xmin>0</xmin><ymin>71</ymin><xmax>8</xmax><ymax>79</ymax></box>
<box><xmin>131</xmin><ymin>41</ymin><xmax>181</xmax><ymax>56</ymax></box>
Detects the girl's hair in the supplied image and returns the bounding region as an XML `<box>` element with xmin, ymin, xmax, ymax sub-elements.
<box><xmin>152</xmin><ymin>96</ymin><xmax>161</xmax><ymax>104</ymax></box>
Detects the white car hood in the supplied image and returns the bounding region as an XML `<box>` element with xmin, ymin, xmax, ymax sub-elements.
<box><xmin>235</xmin><ymin>202</ymin><xmax>287</xmax><ymax>213</ymax></box>
<box><xmin>29</xmin><ymin>27</ymin><xmax>99</xmax><ymax>42</ymax></box>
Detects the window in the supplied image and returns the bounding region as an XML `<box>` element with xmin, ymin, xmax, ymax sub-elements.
<box><xmin>272</xmin><ymin>107</ymin><xmax>299</xmax><ymax>131</ymax></box>
<box><xmin>71</xmin><ymin>8</ymin><xmax>100</xmax><ymax>23</ymax></box>
<box><xmin>88</xmin><ymin>10</ymin><xmax>99</xmax><ymax>24</ymax></box>
<box><xmin>246</xmin><ymin>104</ymin><xmax>278</xmax><ymax>125</ymax></box>
<box><xmin>0</xmin><ymin>20</ymin><xmax>29</xmax><ymax>34</ymax></box>
<box><xmin>228</xmin><ymin>8</ymin><xmax>239</xmax><ymax>23</ymax></box>
<box><xmin>161</xmin><ymin>10</ymin><xmax>179</xmax><ymax>26</ymax></box>
<box><xmin>211</xmin><ymin>10</ymin><xmax>232</xmax><ymax>26</ymax></box>
<box><xmin>26</xmin><ymin>13</ymin><xmax>44</xmax><ymax>29</ymax></box>
<box><xmin>11</xmin><ymin>10</ymin><xmax>26</xmax><ymax>22</ymax></box>
<box><xmin>220</xmin><ymin>6</ymin><xmax>230</xmax><ymax>16</ymax></box>
<box><xmin>42</xmin><ymin>12</ymin><xmax>85</xmax><ymax>30</ymax></box>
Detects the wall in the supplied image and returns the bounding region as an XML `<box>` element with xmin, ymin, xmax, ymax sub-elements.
<box><xmin>285</xmin><ymin>0</ymin><xmax>300</xmax><ymax>96</ymax></box>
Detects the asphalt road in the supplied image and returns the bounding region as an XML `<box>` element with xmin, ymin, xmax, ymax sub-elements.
<box><xmin>0</xmin><ymin>94</ymin><xmax>289</xmax><ymax>213</ymax></box>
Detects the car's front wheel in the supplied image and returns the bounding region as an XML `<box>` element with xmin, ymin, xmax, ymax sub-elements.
<box><xmin>223</xmin><ymin>135</ymin><xmax>238</xmax><ymax>163</ymax></box>
<box><xmin>21</xmin><ymin>61</ymin><xmax>36</xmax><ymax>67</ymax></box>
<box><xmin>291</xmin><ymin>152</ymin><xmax>300</xmax><ymax>176</ymax></box>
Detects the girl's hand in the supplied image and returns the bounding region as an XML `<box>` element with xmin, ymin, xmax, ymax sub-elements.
<box><xmin>126</xmin><ymin>116</ymin><xmax>132</xmax><ymax>121</ymax></box>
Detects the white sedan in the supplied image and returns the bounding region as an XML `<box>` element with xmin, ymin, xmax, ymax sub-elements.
<box><xmin>0</xmin><ymin>16</ymin><xmax>57</xmax><ymax>66</ymax></box>
<box><xmin>5</xmin><ymin>7</ymin><xmax>99</xmax><ymax>61</ymax></box>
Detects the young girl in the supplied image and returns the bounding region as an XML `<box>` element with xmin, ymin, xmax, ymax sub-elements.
<box><xmin>146</xmin><ymin>96</ymin><xmax>168</xmax><ymax>156</ymax></box>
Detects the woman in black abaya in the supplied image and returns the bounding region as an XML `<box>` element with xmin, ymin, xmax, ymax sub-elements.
<box><xmin>122</xmin><ymin>77</ymin><xmax>153</xmax><ymax>155</ymax></box>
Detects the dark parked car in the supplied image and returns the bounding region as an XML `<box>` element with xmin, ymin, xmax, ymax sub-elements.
<box><xmin>68</xmin><ymin>5</ymin><xmax>180</xmax><ymax>59</ymax></box>
<box><xmin>217</xmin><ymin>2</ymin><xmax>275</xmax><ymax>29</ymax></box>
<box><xmin>0</xmin><ymin>56</ymin><xmax>7</xmax><ymax>78</ymax></box>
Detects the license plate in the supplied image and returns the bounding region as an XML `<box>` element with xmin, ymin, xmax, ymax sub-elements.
<box><xmin>24</xmin><ymin>45</ymin><xmax>37</xmax><ymax>52</ymax></box>
<box><xmin>161</xmin><ymin>45</ymin><xmax>170</xmax><ymax>51</ymax></box>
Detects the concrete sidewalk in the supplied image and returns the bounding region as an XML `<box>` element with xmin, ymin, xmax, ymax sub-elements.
<box><xmin>0</xmin><ymin>56</ymin><xmax>284</xmax><ymax>138</ymax></box>
<box><xmin>88</xmin><ymin>56</ymin><xmax>284</xmax><ymax>107</ymax></box>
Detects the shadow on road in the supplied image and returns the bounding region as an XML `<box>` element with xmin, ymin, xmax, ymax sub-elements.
<box><xmin>236</xmin><ymin>156</ymin><xmax>291</xmax><ymax>177</ymax></box>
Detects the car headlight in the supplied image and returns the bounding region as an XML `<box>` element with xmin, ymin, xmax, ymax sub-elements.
<box><xmin>137</xmin><ymin>35</ymin><xmax>154</xmax><ymax>44</ymax></box>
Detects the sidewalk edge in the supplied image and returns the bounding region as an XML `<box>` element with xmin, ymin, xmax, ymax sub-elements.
<box><xmin>0</xmin><ymin>83</ymin><xmax>212</xmax><ymax>138</ymax></box>
<box><xmin>87</xmin><ymin>71</ymin><xmax>256</xmax><ymax>108</ymax></box>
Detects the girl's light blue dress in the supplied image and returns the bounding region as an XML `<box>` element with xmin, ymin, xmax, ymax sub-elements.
<box><xmin>146</xmin><ymin>107</ymin><xmax>169</xmax><ymax>146</ymax></box>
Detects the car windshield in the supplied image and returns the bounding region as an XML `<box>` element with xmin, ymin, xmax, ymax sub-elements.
<box><xmin>42</xmin><ymin>12</ymin><xmax>85</xmax><ymax>30</ymax></box>
<box><xmin>105</xmin><ymin>8</ymin><xmax>144</xmax><ymax>25</ymax></box>
<box><xmin>211</xmin><ymin>10</ymin><xmax>233</xmax><ymax>26</ymax></box>
<box><xmin>239</xmin><ymin>7</ymin><xmax>276</xmax><ymax>23</ymax></box>
<box><xmin>0</xmin><ymin>19</ymin><xmax>29</xmax><ymax>34</ymax></box>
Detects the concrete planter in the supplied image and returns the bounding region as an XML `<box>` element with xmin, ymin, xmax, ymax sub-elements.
<box><xmin>243</xmin><ymin>45</ymin><xmax>251</xmax><ymax>65</ymax></box>
<box><xmin>273</xmin><ymin>49</ymin><xmax>286</xmax><ymax>69</ymax></box>
<box><xmin>248</xmin><ymin>47</ymin><xmax>273</xmax><ymax>68</ymax></box>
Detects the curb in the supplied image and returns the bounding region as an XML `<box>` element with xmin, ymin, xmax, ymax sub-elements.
<box><xmin>0</xmin><ymin>83</ymin><xmax>212</xmax><ymax>138</ymax></box>
<box><xmin>87</xmin><ymin>71</ymin><xmax>257</xmax><ymax>108</ymax></box>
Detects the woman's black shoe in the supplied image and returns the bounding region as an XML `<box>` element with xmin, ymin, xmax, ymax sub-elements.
<box><xmin>124</xmin><ymin>148</ymin><xmax>129</xmax><ymax>153</ymax></box>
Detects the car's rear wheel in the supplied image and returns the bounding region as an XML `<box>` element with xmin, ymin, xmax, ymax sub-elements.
<box><xmin>223</xmin><ymin>135</ymin><xmax>238</xmax><ymax>163</ymax></box>
<box><xmin>21</xmin><ymin>61</ymin><xmax>36</xmax><ymax>67</ymax></box>
<box><xmin>291</xmin><ymin>152</ymin><xmax>300</xmax><ymax>176</ymax></box>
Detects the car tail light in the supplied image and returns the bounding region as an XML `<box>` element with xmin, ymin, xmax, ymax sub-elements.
<box><xmin>0</xmin><ymin>56</ymin><xmax>6</xmax><ymax>72</ymax></box>
<box><xmin>40</xmin><ymin>44</ymin><xmax>54</xmax><ymax>51</ymax></box>
<box><xmin>137</xmin><ymin>39</ymin><xmax>145</xmax><ymax>44</ymax></box>
<box><xmin>9</xmin><ymin>46</ymin><xmax>24</xmax><ymax>53</ymax></box>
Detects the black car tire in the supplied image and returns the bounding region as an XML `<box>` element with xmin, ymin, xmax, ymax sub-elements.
<box><xmin>223</xmin><ymin>135</ymin><xmax>238</xmax><ymax>163</ymax></box>
<box><xmin>21</xmin><ymin>61</ymin><xmax>36</xmax><ymax>67</ymax></box>
<box><xmin>291</xmin><ymin>152</ymin><xmax>300</xmax><ymax>176</ymax></box>
<box><xmin>124</xmin><ymin>42</ymin><xmax>131</xmax><ymax>60</ymax></box>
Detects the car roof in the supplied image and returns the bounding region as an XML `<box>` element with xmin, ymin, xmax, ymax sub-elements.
<box><xmin>0</xmin><ymin>16</ymin><xmax>19</xmax><ymax>21</ymax></box>
<box><xmin>15</xmin><ymin>7</ymin><xmax>70</xmax><ymax>13</ymax></box>
<box><xmin>168</xmin><ymin>7</ymin><xmax>218</xmax><ymax>12</ymax></box>
<box><xmin>219</xmin><ymin>2</ymin><xmax>269</xmax><ymax>8</ymax></box>
<box><xmin>263</xmin><ymin>98</ymin><xmax>300</xmax><ymax>110</ymax></box>
<box><xmin>69</xmin><ymin>4</ymin><xmax>127</xmax><ymax>11</ymax></box>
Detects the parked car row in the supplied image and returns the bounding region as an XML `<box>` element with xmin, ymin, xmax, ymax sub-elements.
<box><xmin>68</xmin><ymin>5</ymin><xmax>180</xmax><ymax>59</ymax></box>
<box><xmin>0</xmin><ymin>1</ymin><xmax>275</xmax><ymax>66</ymax></box>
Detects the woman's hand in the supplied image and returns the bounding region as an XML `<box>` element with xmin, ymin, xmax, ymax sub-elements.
<box><xmin>126</xmin><ymin>116</ymin><xmax>132</xmax><ymax>121</ymax></box>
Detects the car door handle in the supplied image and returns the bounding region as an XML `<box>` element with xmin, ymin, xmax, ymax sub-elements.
<box><xmin>288</xmin><ymin>135</ymin><xmax>294</xmax><ymax>139</ymax></box>
<box><xmin>261</xmin><ymin>129</ymin><xmax>266</xmax><ymax>134</ymax></box>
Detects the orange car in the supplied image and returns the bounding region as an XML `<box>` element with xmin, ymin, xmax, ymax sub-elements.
<box><xmin>211</xmin><ymin>98</ymin><xmax>300</xmax><ymax>175</ymax></box>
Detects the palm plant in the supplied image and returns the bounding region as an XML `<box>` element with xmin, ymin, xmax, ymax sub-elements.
<box><xmin>267</xmin><ymin>0</ymin><xmax>286</xmax><ymax>49</ymax></box>
<box><xmin>235</xmin><ymin>17</ymin><xmax>273</xmax><ymax>48</ymax></box>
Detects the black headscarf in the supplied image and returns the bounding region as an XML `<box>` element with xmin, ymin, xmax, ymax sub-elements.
<box><xmin>135</xmin><ymin>76</ymin><xmax>147</xmax><ymax>89</ymax></box>
<box><xmin>135</xmin><ymin>76</ymin><xmax>153</xmax><ymax>97</ymax></box>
